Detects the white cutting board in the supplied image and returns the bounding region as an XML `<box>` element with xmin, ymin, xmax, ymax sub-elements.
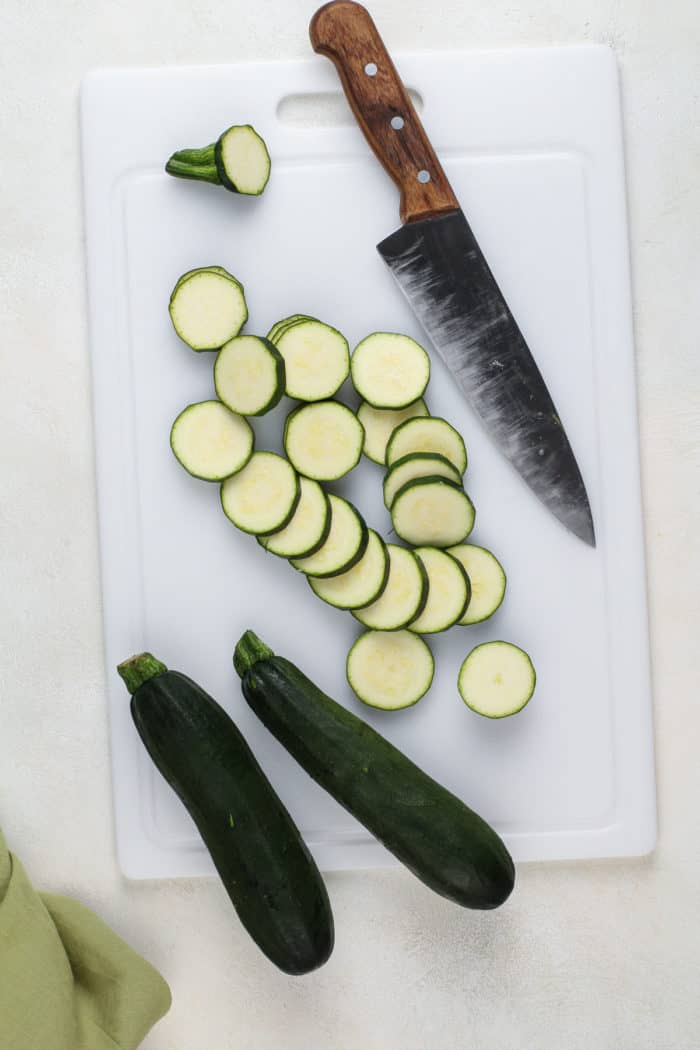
<box><xmin>81</xmin><ymin>45</ymin><xmax>655</xmax><ymax>878</ymax></box>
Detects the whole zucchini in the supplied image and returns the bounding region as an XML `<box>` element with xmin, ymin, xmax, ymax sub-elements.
<box><xmin>234</xmin><ymin>632</ymin><xmax>515</xmax><ymax>910</ymax></box>
<box><xmin>117</xmin><ymin>653</ymin><xmax>334</xmax><ymax>975</ymax></box>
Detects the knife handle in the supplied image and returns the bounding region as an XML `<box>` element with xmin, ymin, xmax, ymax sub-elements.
<box><xmin>310</xmin><ymin>1</ymin><xmax>459</xmax><ymax>224</ymax></box>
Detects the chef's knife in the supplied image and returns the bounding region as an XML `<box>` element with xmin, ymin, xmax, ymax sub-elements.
<box><xmin>310</xmin><ymin>1</ymin><xmax>595</xmax><ymax>546</ymax></box>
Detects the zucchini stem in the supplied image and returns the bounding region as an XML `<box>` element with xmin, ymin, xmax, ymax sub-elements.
<box><xmin>165</xmin><ymin>144</ymin><xmax>221</xmax><ymax>185</ymax></box>
<box><xmin>234</xmin><ymin>631</ymin><xmax>274</xmax><ymax>678</ymax></box>
<box><xmin>117</xmin><ymin>652</ymin><xmax>168</xmax><ymax>695</ymax></box>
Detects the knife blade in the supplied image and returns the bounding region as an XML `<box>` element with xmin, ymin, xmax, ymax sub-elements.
<box><xmin>310</xmin><ymin>1</ymin><xmax>595</xmax><ymax>546</ymax></box>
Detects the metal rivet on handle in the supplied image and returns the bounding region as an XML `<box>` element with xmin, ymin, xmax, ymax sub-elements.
<box><xmin>364</xmin><ymin>62</ymin><xmax>378</xmax><ymax>76</ymax></box>
<box><xmin>390</xmin><ymin>116</ymin><xmax>405</xmax><ymax>130</ymax></box>
<box><xmin>417</xmin><ymin>170</ymin><xmax>431</xmax><ymax>183</ymax></box>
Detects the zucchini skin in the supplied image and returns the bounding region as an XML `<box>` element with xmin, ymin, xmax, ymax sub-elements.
<box><xmin>130</xmin><ymin>669</ymin><xmax>333</xmax><ymax>974</ymax></box>
<box><xmin>237</xmin><ymin>641</ymin><xmax>514</xmax><ymax>910</ymax></box>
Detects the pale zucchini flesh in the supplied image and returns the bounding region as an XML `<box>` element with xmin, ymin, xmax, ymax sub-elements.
<box><xmin>220</xmin><ymin>452</ymin><xmax>300</xmax><ymax>535</ymax></box>
<box><xmin>259</xmin><ymin>477</ymin><xmax>330</xmax><ymax>559</ymax></box>
<box><xmin>284</xmin><ymin>401</ymin><xmax>364</xmax><ymax>481</ymax></box>
<box><xmin>275</xmin><ymin>321</ymin><xmax>350</xmax><ymax>401</ymax></box>
<box><xmin>309</xmin><ymin>530</ymin><xmax>389</xmax><ymax>610</ymax></box>
<box><xmin>353</xmin><ymin>544</ymin><xmax>428</xmax><ymax>631</ymax></box>
<box><xmin>458</xmin><ymin>641</ymin><xmax>535</xmax><ymax>718</ymax></box>
<box><xmin>391</xmin><ymin>476</ymin><xmax>475</xmax><ymax>548</ymax></box>
<box><xmin>383</xmin><ymin>452</ymin><xmax>462</xmax><ymax>509</ymax></box>
<box><xmin>214</xmin><ymin>335</ymin><xmax>285</xmax><ymax>416</ymax></box>
<box><xmin>410</xmin><ymin>547</ymin><xmax>471</xmax><ymax>634</ymax></box>
<box><xmin>215</xmin><ymin>125</ymin><xmax>271</xmax><ymax>195</ymax></box>
<box><xmin>386</xmin><ymin>416</ymin><xmax>467</xmax><ymax>475</ymax></box>
<box><xmin>291</xmin><ymin>495</ymin><xmax>368</xmax><ymax>578</ymax></box>
<box><xmin>169</xmin><ymin>268</ymin><xmax>247</xmax><ymax>351</ymax></box>
<box><xmin>357</xmin><ymin>399</ymin><xmax>429</xmax><ymax>465</ymax></box>
<box><xmin>170</xmin><ymin>400</ymin><xmax>253</xmax><ymax>481</ymax></box>
<box><xmin>447</xmin><ymin>545</ymin><xmax>507</xmax><ymax>625</ymax></box>
<box><xmin>351</xmin><ymin>332</ymin><xmax>430</xmax><ymax>408</ymax></box>
<box><xmin>346</xmin><ymin>630</ymin><xmax>434</xmax><ymax>710</ymax></box>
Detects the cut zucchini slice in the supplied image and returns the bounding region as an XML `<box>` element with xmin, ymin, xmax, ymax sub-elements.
<box><xmin>458</xmin><ymin>642</ymin><xmax>536</xmax><ymax>718</ymax></box>
<box><xmin>309</xmin><ymin>530</ymin><xmax>389</xmax><ymax>610</ymax></box>
<box><xmin>170</xmin><ymin>400</ymin><xmax>253</xmax><ymax>481</ymax></box>
<box><xmin>346</xmin><ymin>630</ymin><xmax>434</xmax><ymax>710</ymax></box>
<box><xmin>386</xmin><ymin>416</ymin><xmax>467</xmax><ymax>475</ymax></box>
<box><xmin>169</xmin><ymin>267</ymin><xmax>248</xmax><ymax>351</ymax></box>
<box><xmin>447</xmin><ymin>545</ymin><xmax>507</xmax><ymax>625</ymax></box>
<box><xmin>351</xmin><ymin>332</ymin><xmax>430</xmax><ymax>408</ymax></box>
<box><xmin>409</xmin><ymin>547</ymin><xmax>471</xmax><ymax>634</ymax></box>
<box><xmin>357</xmin><ymin>398</ymin><xmax>429</xmax><ymax>465</ymax></box>
<box><xmin>391</xmin><ymin>476</ymin><xmax>475</xmax><ymax>548</ymax></box>
<box><xmin>215</xmin><ymin>125</ymin><xmax>271</xmax><ymax>196</ymax></box>
<box><xmin>291</xmin><ymin>495</ymin><xmax>368</xmax><ymax>578</ymax></box>
<box><xmin>214</xmin><ymin>335</ymin><xmax>285</xmax><ymax>416</ymax></box>
<box><xmin>221</xmin><ymin>451</ymin><xmax>300</xmax><ymax>535</ymax></box>
<box><xmin>383</xmin><ymin>452</ymin><xmax>462</xmax><ymax>509</ymax></box>
<box><xmin>275</xmin><ymin>320</ymin><xmax>350</xmax><ymax>401</ymax></box>
<box><xmin>353</xmin><ymin>544</ymin><xmax>428</xmax><ymax>631</ymax></box>
<box><xmin>284</xmin><ymin>401</ymin><xmax>364</xmax><ymax>481</ymax></box>
<box><xmin>259</xmin><ymin>477</ymin><xmax>330</xmax><ymax>559</ymax></box>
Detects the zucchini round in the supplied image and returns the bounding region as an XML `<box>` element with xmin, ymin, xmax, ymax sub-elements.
<box><xmin>357</xmin><ymin>398</ymin><xmax>429</xmax><ymax>465</ymax></box>
<box><xmin>169</xmin><ymin>267</ymin><xmax>247</xmax><ymax>351</ymax></box>
<box><xmin>214</xmin><ymin>336</ymin><xmax>285</xmax><ymax>416</ymax></box>
<box><xmin>214</xmin><ymin>124</ymin><xmax>271</xmax><ymax>196</ymax></box>
<box><xmin>170</xmin><ymin>400</ymin><xmax>253</xmax><ymax>481</ymax></box>
<box><xmin>352</xmin><ymin>544</ymin><xmax>428</xmax><ymax>631</ymax></box>
<box><xmin>346</xmin><ymin>629</ymin><xmax>434</xmax><ymax>710</ymax></box>
<box><xmin>291</xmin><ymin>494</ymin><xmax>368</xmax><ymax>578</ymax></box>
<box><xmin>259</xmin><ymin>477</ymin><xmax>331</xmax><ymax>559</ymax></box>
<box><xmin>383</xmin><ymin>451</ymin><xmax>462</xmax><ymax>509</ymax></box>
<box><xmin>284</xmin><ymin>400</ymin><xmax>364</xmax><ymax>481</ymax></box>
<box><xmin>308</xmin><ymin>530</ymin><xmax>389</xmax><ymax>610</ymax></box>
<box><xmin>386</xmin><ymin>416</ymin><xmax>467</xmax><ymax>475</ymax></box>
<box><xmin>447</xmin><ymin>545</ymin><xmax>507</xmax><ymax>625</ymax></box>
<box><xmin>221</xmin><ymin>452</ymin><xmax>300</xmax><ymax>535</ymax></box>
<box><xmin>118</xmin><ymin>653</ymin><xmax>333</xmax><ymax>974</ymax></box>
<box><xmin>351</xmin><ymin>332</ymin><xmax>430</xmax><ymax>408</ymax></box>
<box><xmin>410</xmin><ymin>547</ymin><xmax>471</xmax><ymax>634</ymax></box>
<box><xmin>275</xmin><ymin>320</ymin><xmax>350</xmax><ymax>401</ymax></box>
<box><xmin>391</xmin><ymin>476</ymin><xmax>475</xmax><ymax>548</ymax></box>
<box><xmin>458</xmin><ymin>641</ymin><xmax>536</xmax><ymax>718</ymax></box>
<box><xmin>234</xmin><ymin>631</ymin><xmax>515</xmax><ymax>910</ymax></box>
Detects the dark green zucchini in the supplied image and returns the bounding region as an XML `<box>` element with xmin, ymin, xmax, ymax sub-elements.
<box><xmin>117</xmin><ymin>653</ymin><xmax>333</xmax><ymax>975</ymax></box>
<box><xmin>233</xmin><ymin>632</ymin><xmax>515</xmax><ymax>910</ymax></box>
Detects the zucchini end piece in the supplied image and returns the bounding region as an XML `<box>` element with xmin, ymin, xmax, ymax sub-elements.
<box><xmin>234</xmin><ymin>631</ymin><xmax>275</xmax><ymax>678</ymax></box>
<box><xmin>165</xmin><ymin>143</ymin><xmax>221</xmax><ymax>185</ymax></box>
<box><xmin>117</xmin><ymin>652</ymin><xmax>168</xmax><ymax>694</ymax></box>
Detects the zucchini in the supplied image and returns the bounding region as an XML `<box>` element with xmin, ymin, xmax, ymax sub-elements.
<box><xmin>234</xmin><ymin>631</ymin><xmax>515</xmax><ymax>910</ymax></box>
<box><xmin>259</xmin><ymin>477</ymin><xmax>330</xmax><ymax>559</ymax></box>
<box><xmin>274</xmin><ymin>320</ymin><xmax>350</xmax><ymax>401</ymax></box>
<box><xmin>214</xmin><ymin>336</ymin><xmax>285</xmax><ymax>416</ymax></box>
<box><xmin>170</xmin><ymin>400</ymin><xmax>253</xmax><ymax>481</ymax></box>
<box><xmin>284</xmin><ymin>400</ymin><xmax>364</xmax><ymax>481</ymax></box>
<box><xmin>410</xmin><ymin>547</ymin><xmax>471</xmax><ymax>634</ymax></box>
<box><xmin>386</xmin><ymin>416</ymin><xmax>467</xmax><ymax>476</ymax></box>
<box><xmin>447</xmin><ymin>545</ymin><xmax>507</xmax><ymax>625</ymax></box>
<box><xmin>351</xmin><ymin>332</ymin><xmax>430</xmax><ymax>408</ymax></box>
<box><xmin>166</xmin><ymin>125</ymin><xmax>271</xmax><ymax>196</ymax></box>
<box><xmin>391</xmin><ymin>476</ymin><xmax>475</xmax><ymax>548</ymax></box>
<box><xmin>215</xmin><ymin>125</ymin><xmax>271</xmax><ymax>195</ymax></box>
<box><xmin>221</xmin><ymin>451</ymin><xmax>300</xmax><ymax>535</ymax></box>
<box><xmin>308</xmin><ymin>530</ymin><xmax>389</xmax><ymax>610</ymax></box>
<box><xmin>291</xmin><ymin>494</ymin><xmax>368</xmax><ymax>578</ymax></box>
<box><xmin>352</xmin><ymin>544</ymin><xmax>428</xmax><ymax>631</ymax></box>
<box><xmin>357</xmin><ymin>398</ymin><xmax>429</xmax><ymax>465</ymax></box>
<box><xmin>383</xmin><ymin>451</ymin><xmax>462</xmax><ymax>509</ymax></box>
<box><xmin>118</xmin><ymin>653</ymin><xmax>333</xmax><ymax>974</ymax></box>
<box><xmin>346</xmin><ymin>629</ymin><xmax>434</xmax><ymax>710</ymax></box>
<box><xmin>458</xmin><ymin>641</ymin><xmax>536</xmax><ymax>718</ymax></box>
<box><xmin>169</xmin><ymin>267</ymin><xmax>247</xmax><ymax>351</ymax></box>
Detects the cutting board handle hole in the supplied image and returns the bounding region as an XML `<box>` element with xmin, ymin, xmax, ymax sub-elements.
<box><xmin>277</xmin><ymin>89</ymin><xmax>423</xmax><ymax>128</ymax></box>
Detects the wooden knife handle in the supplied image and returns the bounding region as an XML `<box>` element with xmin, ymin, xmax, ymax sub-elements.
<box><xmin>310</xmin><ymin>1</ymin><xmax>459</xmax><ymax>224</ymax></box>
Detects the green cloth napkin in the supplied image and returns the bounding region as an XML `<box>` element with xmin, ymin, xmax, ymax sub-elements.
<box><xmin>0</xmin><ymin>826</ymin><xmax>171</xmax><ymax>1049</ymax></box>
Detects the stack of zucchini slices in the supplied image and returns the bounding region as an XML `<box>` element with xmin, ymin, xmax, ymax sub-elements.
<box><xmin>168</xmin><ymin>268</ymin><xmax>534</xmax><ymax>721</ymax></box>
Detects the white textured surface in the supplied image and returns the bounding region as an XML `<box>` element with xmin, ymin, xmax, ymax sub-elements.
<box><xmin>0</xmin><ymin>1</ymin><xmax>698</xmax><ymax>1048</ymax></box>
